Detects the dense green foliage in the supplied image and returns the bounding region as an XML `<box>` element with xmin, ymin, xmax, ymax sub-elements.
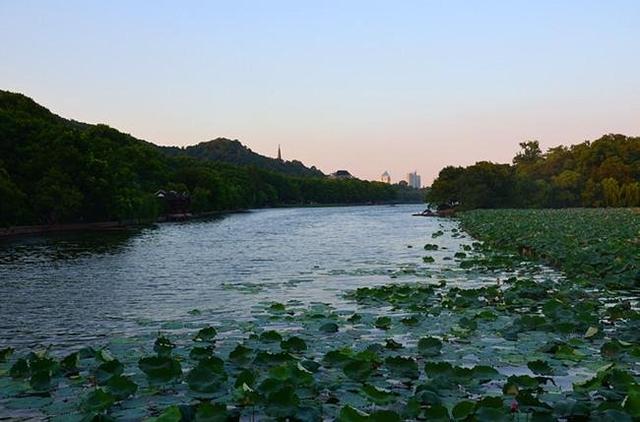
<box><xmin>162</xmin><ymin>138</ymin><xmax>324</xmax><ymax>177</ymax></box>
<box><xmin>0</xmin><ymin>91</ymin><xmax>396</xmax><ymax>226</ymax></box>
<box><xmin>427</xmin><ymin>136</ymin><xmax>640</xmax><ymax>209</ymax></box>
<box><xmin>1</xmin><ymin>214</ymin><xmax>639</xmax><ymax>420</ymax></box>
<box><xmin>459</xmin><ymin>208</ymin><xmax>640</xmax><ymax>288</ymax></box>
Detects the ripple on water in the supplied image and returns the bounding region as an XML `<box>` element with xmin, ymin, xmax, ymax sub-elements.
<box><xmin>0</xmin><ymin>204</ymin><xmax>551</xmax><ymax>352</ymax></box>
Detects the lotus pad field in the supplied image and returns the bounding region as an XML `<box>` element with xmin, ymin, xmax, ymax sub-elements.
<box><xmin>1</xmin><ymin>210</ymin><xmax>639</xmax><ymax>421</ymax></box>
<box><xmin>458</xmin><ymin>208</ymin><xmax>640</xmax><ymax>289</ymax></box>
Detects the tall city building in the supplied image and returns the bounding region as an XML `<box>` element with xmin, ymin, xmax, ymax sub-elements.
<box><xmin>406</xmin><ymin>171</ymin><xmax>421</xmax><ymax>189</ymax></box>
<box><xmin>380</xmin><ymin>171</ymin><xmax>391</xmax><ymax>184</ymax></box>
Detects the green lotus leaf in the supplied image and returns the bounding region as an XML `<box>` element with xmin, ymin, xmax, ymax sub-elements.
<box><xmin>623</xmin><ymin>386</ymin><xmax>640</xmax><ymax>417</ymax></box>
<box><xmin>374</xmin><ymin>316</ymin><xmax>392</xmax><ymax>330</ymax></box>
<box><xmin>148</xmin><ymin>405</ymin><xmax>182</xmax><ymax>422</ymax></box>
<box><xmin>27</xmin><ymin>353</ymin><xmax>57</xmax><ymax>374</ymax></box>
<box><xmin>265</xmin><ymin>385</ymin><xmax>299</xmax><ymax>417</ymax></box>
<box><xmin>347</xmin><ymin>313</ymin><xmax>362</xmax><ymax>323</ymax></box>
<box><xmin>554</xmin><ymin>344</ymin><xmax>584</xmax><ymax>362</ymax></box>
<box><xmin>385</xmin><ymin>356</ymin><xmax>419</xmax><ymax>380</ymax></box>
<box><xmin>424</xmin><ymin>361</ymin><xmax>453</xmax><ymax>379</ymax></box>
<box><xmin>344</xmin><ymin>359</ymin><xmax>376</xmax><ymax>382</ymax></box>
<box><xmin>195</xmin><ymin>402</ymin><xmax>229</xmax><ymax>422</ymax></box>
<box><xmin>234</xmin><ymin>369</ymin><xmax>256</xmax><ymax>388</ymax></box>
<box><xmin>78</xmin><ymin>347</ymin><xmax>97</xmax><ymax>359</ymax></box>
<box><xmin>503</xmin><ymin>375</ymin><xmax>542</xmax><ymax>395</ymax></box>
<box><xmin>601</xmin><ymin>339</ymin><xmax>627</xmax><ymax>358</ymax></box>
<box><xmin>187</xmin><ymin>361</ymin><xmax>227</xmax><ymax>394</ymax></box>
<box><xmin>361</xmin><ymin>384</ymin><xmax>396</xmax><ymax>405</ymax></box>
<box><xmin>82</xmin><ymin>388</ymin><xmax>115</xmax><ymax>413</ymax></box>
<box><xmin>319</xmin><ymin>322</ymin><xmax>339</xmax><ymax>333</ymax></box>
<box><xmin>527</xmin><ymin>360</ymin><xmax>554</xmax><ymax>376</ymax></box>
<box><xmin>384</xmin><ymin>338</ymin><xmax>403</xmax><ymax>350</ymax></box>
<box><xmin>338</xmin><ymin>405</ymin><xmax>369</xmax><ymax>422</ymax></box>
<box><xmin>452</xmin><ymin>400</ymin><xmax>475</xmax><ymax>420</ymax></box>
<box><xmin>423</xmin><ymin>405</ymin><xmax>450</xmax><ymax>421</ymax></box>
<box><xmin>259</xmin><ymin>330</ymin><xmax>283</xmax><ymax>342</ymax></box>
<box><xmin>280</xmin><ymin>336</ymin><xmax>307</xmax><ymax>352</ymax></box>
<box><xmin>474</xmin><ymin>406</ymin><xmax>510</xmax><ymax>422</ymax></box>
<box><xmin>61</xmin><ymin>352</ymin><xmax>79</xmax><ymax>375</ymax></box>
<box><xmin>300</xmin><ymin>359</ymin><xmax>321</xmax><ymax>373</ymax></box>
<box><xmin>95</xmin><ymin>349</ymin><xmax>115</xmax><ymax>363</ymax></box>
<box><xmin>95</xmin><ymin>359</ymin><xmax>123</xmax><ymax>385</ymax></box>
<box><xmin>138</xmin><ymin>356</ymin><xmax>182</xmax><ymax>384</ymax></box>
<box><xmin>228</xmin><ymin>344</ymin><xmax>252</xmax><ymax>362</ymax></box>
<box><xmin>369</xmin><ymin>410</ymin><xmax>401</xmax><ymax>421</ymax></box>
<box><xmin>193</xmin><ymin>326</ymin><xmax>217</xmax><ymax>342</ymax></box>
<box><xmin>10</xmin><ymin>358</ymin><xmax>29</xmax><ymax>378</ymax></box>
<box><xmin>458</xmin><ymin>316</ymin><xmax>477</xmax><ymax>331</ymax></box>
<box><xmin>105</xmin><ymin>375</ymin><xmax>137</xmax><ymax>400</ymax></box>
<box><xmin>154</xmin><ymin>336</ymin><xmax>176</xmax><ymax>356</ymax></box>
<box><xmin>400</xmin><ymin>316</ymin><xmax>420</xmax><ymax>326</ymax></box>
<box><xmin>254</xmin><ymin>351</ymin><xmax>294</xmax><ymax>365</ymax></box>
<box><xmin>471</xmin><ymin>365</ymin><xmax>501</xmax><ymax>382</ymax></box>
<box><xmin>0</xmin><ymin>347</ymin><xmax>14</xmax><ymax>362</ymax></box>
<box><xmin>269</xmin><ymin>302</ymin><xmax>286</xmax><ymax>313</ymax></box>
<box><xmin>475</xmin><ymin>396</ymin><xmax>503</xmax><ymax>408</ymax></box>
<box><xmin>323</xmin><ymin>348</ymin><xmax>354</xmax><ymax>366</ymax></box>
<box><xmin>29</xmin><ymin>370</ymin><xmax>52</xmax><ymax>392</ymax></box>
<box><xmin>190</xmin><ymin>346</ymin><xmax>214</xmax><ymax>361</ymax></box>
<box><xmin>418</xmin><ymin>336</ymin><xmax>443</xmax><ymax>357</ymax></box>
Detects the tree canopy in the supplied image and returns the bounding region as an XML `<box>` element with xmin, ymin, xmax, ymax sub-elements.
<box><xmin>427</xmin><ymin>135</ymin><xmax>640</xmax><ymax>209</ymax></box>
<box><xmin>0</xmin><ymin>91</ymin><xmax>397</xmax><ymax>226</ymax></box>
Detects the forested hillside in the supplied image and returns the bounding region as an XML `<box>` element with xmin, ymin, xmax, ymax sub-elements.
<box><xmin>161</xmin><ymin>138</ymin><xmax>324</xmax><ymax>177</ymax></box>
<box><xmin>427</xmin><ymin>135</ymin><xmax>640</xmax><ymax>209</ymax></box>
<box><xmin>0</xmin><ymin>91</ymin><xmax>395</xmax><ymax>226</ymax></box>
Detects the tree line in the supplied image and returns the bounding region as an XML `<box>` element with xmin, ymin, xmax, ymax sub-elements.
<box><xmin>427</xmin><ymin>134</ymin><xmax>640</xmax><ymax>210</ymax></box>
<box><xmin>0</xmin><ymin>91</ymin><xmax>396</xmax><ymax>227</ymax></box>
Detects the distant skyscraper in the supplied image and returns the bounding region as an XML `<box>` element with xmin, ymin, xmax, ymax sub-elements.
<box><xmin>406</xmin><ymin>171</ymin><xmax>421</xmax><ymax>189</ymax></box>
<box><xmin>380</xmin><ymin>171</ymin><xmax>391</xmax><ymax>184</ymax></box>
<box><xmin>277</xmin><ymin>144</ymin><xmax>282</xmax><ymax>161</ymax></box>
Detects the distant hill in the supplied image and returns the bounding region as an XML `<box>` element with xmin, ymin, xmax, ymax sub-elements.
<box><xmin>161</xmin><ymin>138</ymin><xmax>325</xmax><ymax>177</ymax></box>
<box><xmin>0</xmin><ymin>90</ymin><xmax>396</xmax><ymax>226</ymax></box>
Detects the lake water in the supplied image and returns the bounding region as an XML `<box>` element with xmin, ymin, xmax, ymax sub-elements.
<box><xmin>0</xmin><ymin>205</ymin><xmax>481</xmax><ymax>352</ymax></box>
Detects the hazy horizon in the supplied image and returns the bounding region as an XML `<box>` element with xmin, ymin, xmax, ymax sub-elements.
<box><xmin>2</xmin><ymin>1</ymin><xmax>639</xmax><ymax>183</ymax></box>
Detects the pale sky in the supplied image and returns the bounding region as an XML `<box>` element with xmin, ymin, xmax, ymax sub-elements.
<box><xmin>2</xmin><ymin>1</ymin><xmax>639</xmax><ymax>184</ymax></box>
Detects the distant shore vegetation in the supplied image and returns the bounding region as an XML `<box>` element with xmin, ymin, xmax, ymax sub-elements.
<box><xmin>427</xmin><ymin>135</ymin><xmax>640</xmax><ymax>210</ymax></box>
<box><xmin>0</xmin><ymin>91</ymin><xmax>406</xmax><ymax>227</ymax></box>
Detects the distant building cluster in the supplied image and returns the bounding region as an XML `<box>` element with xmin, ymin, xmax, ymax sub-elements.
<box><xmin>406</xmin><ymin>171</ymin><xmax>421</xmax><ymax>189</ymax></box>
<box><xmin>327</xmin><ymin>168</ymin><xmax>422</xmax><ymax>187</ymax></box>
<box><xmin>379</xmin><ymin>170</ymin><xmax>421</xmax><ymax>188</ymax></box>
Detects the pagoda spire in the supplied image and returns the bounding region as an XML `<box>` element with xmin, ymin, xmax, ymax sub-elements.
<box><xmin>277</xmin><ymin>144</ymin><xmax>282</xmax><ymax>161</ymax></box>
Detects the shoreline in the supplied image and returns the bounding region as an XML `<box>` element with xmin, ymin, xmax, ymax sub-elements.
<box><xmin>0</xmin><ymin>202</ymin><xmax>423</xmax><ymax>239</ymax></box>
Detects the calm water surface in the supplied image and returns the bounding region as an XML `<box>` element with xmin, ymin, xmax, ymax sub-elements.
<box><xmin>0</xmin><ymin>205</ymin><xmax>473</xmax><ymax>352</ymax></box>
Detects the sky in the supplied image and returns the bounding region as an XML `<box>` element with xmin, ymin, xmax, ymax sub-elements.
<box><xmin>2</xmin><ymin>1</ymin><xmax>639</xmax><ymax>184</ymax></box>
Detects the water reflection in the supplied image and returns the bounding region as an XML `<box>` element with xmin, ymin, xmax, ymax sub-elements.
<box><xmin>0</xmin><ymin>205</ymin><xmax>472</xmax><ymax>352</ymax></box>
<box><xmin>0</xmin><ymin>229</ymin><xmax>141</xmax><ymax>264</ymax></box>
